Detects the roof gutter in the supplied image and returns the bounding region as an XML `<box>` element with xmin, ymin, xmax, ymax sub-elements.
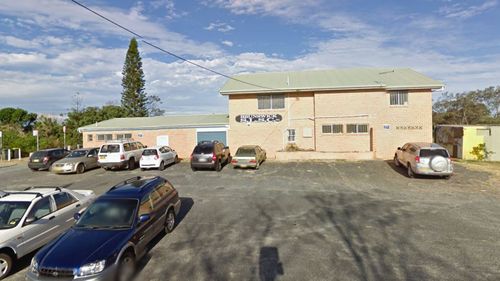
<box><xmin>220</xmin><ymin>84</ymin><xmax>443</xmax><ymax>95</ymax></box>
<box><xmin>78</xmin><ymin>124</ymin><xmax>230</xmax><ymax>133</ymax></box>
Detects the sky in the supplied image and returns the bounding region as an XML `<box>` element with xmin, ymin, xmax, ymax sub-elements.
<box><xmin>0</xmin><ymin>0</ymin><xmax>499</xmax><ymax>115</ymax></box>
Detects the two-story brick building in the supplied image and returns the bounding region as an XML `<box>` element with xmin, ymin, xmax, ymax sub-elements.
<box><xmin>79</xmin><ymin>68</ymin><xmax>442</xmax><ymax>160</ymax></box>
<box><xmin>220</xmin><ymin>68</ymin><xmax>443</xmax><ymax>159</ymax></box>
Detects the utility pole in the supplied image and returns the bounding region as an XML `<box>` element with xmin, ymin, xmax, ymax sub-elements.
<box><xmin>33</xmin><ymin>130</ymin><xmax>39</xmax><ymax>151</ymax></box>
<box><xmin>63</xmin><ymin>126</ymin><xmax>66</xmax><ymax>149</ymax></box>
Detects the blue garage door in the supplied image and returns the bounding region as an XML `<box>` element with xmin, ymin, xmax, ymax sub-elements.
<box><xmin>197</xmin><ymin>131</ymin><xmax>227</xmax><ymax>145</ymax></box>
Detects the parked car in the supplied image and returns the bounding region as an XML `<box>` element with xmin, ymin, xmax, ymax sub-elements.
<box><xmin>231</xmin><ymin>145</ymin><xmax>266</xmax><ymax>169</ymax></box>
<box><xmin>140</xmin><ymin>146</ymin><xmax>178</xmax><ymax>171</ymax></box>
<box><xmin>51</xmin><ymin>148</ymin><xmax>100</xmax><ymax>174</ymax></box>
<box><xmin>394</xmin><ymin>142</ymin><xmax>453</xmax><ymax>178</ymax></box>
<box><xmin>98</xmin><ymin>140</ymin><xmax>145</xmax><ymax>170</ymax></box>
<box><xmin>0</xmin><ymin>187</ymin><xmax>95</xmax><ymax>280</ymax></box>
<box><xmin>190</xmin><ymin>141</ymin><xmax>231</xmax><ymax>172</ymax></box>
<box><xmin>26</xmin><ymin>176</ymin><xmax>181</xmax><ymax>281</ymax></box>
<box><xmin>28</xmin><ymin>148</ymin><xmax>69</xmax><ymax>171</ymax></box>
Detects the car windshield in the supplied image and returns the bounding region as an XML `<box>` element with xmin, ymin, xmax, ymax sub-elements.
<box><xmin>142</xmin><ymin>149</ymin><xmax>158</xmax><ymax>156</ymax></box>
<box><xmin>67</xmin><ymin>150</ymin><xmax>88</xmax><ymax>158</ymax></box>
<box><xmin>420</xmin><ymin>149</ymin><xmax>449</xmax><ymax>158</ymax></box>
<box><xmin>75</xmin><ymin>199</ymin><xmax>137</xmax><ymax>229</ymax></box>
<box><xmin>236</xmin><ymin>148</ymin><xmax>256</xmax><ymax>156</ymax></box>
<box><xmin>193</xmin><ymin>145</ymin><xmax>213</xmax><ymax>154</ymax></box>
<box><xmin>0</xmin><ymin>201</ymin><xmax>31</xmax><ymax>229</ymax></box>
<box><xmin>100</xmin><ymin>145</ymin><xmax>120</xmax><ymax>153</ymax></box>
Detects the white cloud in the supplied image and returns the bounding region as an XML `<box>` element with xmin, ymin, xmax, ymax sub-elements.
<box><xmin>439</xmin><ymin>0</ymin><xmax>498</xmax><ymax>19</ymax></box>
<box><xmin>208</xmin><ymin>0</ymin><xmax>322</xmax><ymax>18</ymax></box>
<box><xmin>221</xmin><ymin>40</ymin><xmax>234</xmax><ymax>47</ymax></box>
<box><xmin>0</xmin><ymin>0</ymin><xmax>222</xmax><ymax>58</ymax></box>
<box><xmin>149</xmin><ymin>0</ymin><xmax>187</xmax><ymax>19</ymax></box>
<box><xmin>204</xmin><ymin>22</ymin><xmax>235</xmax><ymax>32</ymax></box>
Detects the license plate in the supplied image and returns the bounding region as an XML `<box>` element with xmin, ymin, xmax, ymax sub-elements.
<box><xmin>198</xmin><ymin>158</ymin><xmax>207</xmax><ymax>162</ymax></box>
<box><xmin>33</xmin><ymin>159</ymin><xmax>39</xmax><ymax>162</ymax></box>
<box><xmin>99</xmin><ymin>155</ymin><xmax>106</xmax><ymax>160</ymax></box>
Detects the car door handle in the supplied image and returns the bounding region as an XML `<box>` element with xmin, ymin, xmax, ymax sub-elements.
<box><xmin>76</xmin><ymin>204</ymin><xmax>81</xmax><ymax>208</ymax></box>
<box><xmin>48</xmin><ymin>216</ymin><xmax>56</xmax><ymax>220</ymax></box>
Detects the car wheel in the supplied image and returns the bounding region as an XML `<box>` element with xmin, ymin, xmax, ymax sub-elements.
<box><xmin>0</xmin><ymin>253</ymin><xmax>13</xmax><ymax>280</ymax></box>
<box><xmin>30</xmin><ymin>168</ymin><xmax>38</xmax><ymax>172</ymax></box>
<box><xmin>117</xmin><ymin>251</ymin><xmax>135</xmax><ymax>281</ymax></box>
<box><xmin>159</xmin><ymin>161</ymin><xmax>165</xmax><ymax>171</ymax></box>
<box><xmin>216</xmin><ymin>160</ymin><xmax>222</xmax><ymax>172</ymax></box>
<box><xmin>393</xmin><ymin>155</ymin><xmax>400</xmax><ymax>167</ymax></box>
<box><xmin>164</xmin><ymin>209</ymin><xmax>176</xmax><ymax>233</ymax></box>
<box><xmin>407</xmin><ymin>164</ymin><xmax>414</xmax><ymax>178</ymax></box>
<box><xmin>191</xmin><ymin>166</ymin><xmax>196</xmax><ymax>172</ymax></box>
<box><xmin>128</xmin><ymin>158</ymin><xmax>135</xmax><ymax>170</ymax></box>
<box><xmin>76</xmin><ymin>163</ymin><xmax>85</xmax><ymax>174</ymax></box>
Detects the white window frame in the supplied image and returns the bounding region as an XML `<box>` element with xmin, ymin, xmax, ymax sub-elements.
<box><xmin>346</xmin><ymin>124</ymin><xmax>369</xmax><ymax>134</ymax></box>
<box><xmin>322</xmin><ymin>124</ymin><xmax>343</xmax><ymax>134</ymax></box>
<box><xmin>389</xmin><ymin>91</ymin><xmax>408</xmax><ymax>106</ymax></box>
<box><xmin>87</xmin><ymin>134</ymin><xmax>93</xmax><ymax>142</ymax></box>
<box><xmin>287</xmin><ymin>129</ymin><xmax>296</xmax><ymax>143</ymax></box>
<box><xmin>257</xmin><ymin>94</ymin><xmax>285</xmax><ymax>110</ymax></box>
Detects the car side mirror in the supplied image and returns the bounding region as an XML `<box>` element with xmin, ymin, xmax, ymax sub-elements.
<box><xmin>24</xmin><ymin>216</ymin><xmax>36</xmax><ymax>225</ymax></box>
<box><xmin>397</xmin><ymin>147</ymin><xmax>401</xmax><ymax>150</ymax></box>
<box><xmin>138</xmin><ymin>214</ymin><xmax>150</xmax><ymax>224</ymax></box>
<box><xmin>73</xmin><ymin>213</ymin><xmax>81</xmax><ymax>220</ymax></box>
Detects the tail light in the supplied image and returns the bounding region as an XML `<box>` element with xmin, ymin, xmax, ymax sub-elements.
<box><xmin>43</xmin><ymin>156</ymin><xmax>49</xmax><ymax>163</ymax></box>
<box><xmin>212</xmin><ymin>153</ymin><xmax>217</xmax><ymax>161</ymax></box>
<box><xmin>415</xmin><ymin>156</ymin><xmax>420</xmax><ymax>163</ymax></box>
<box><xmin>231</xmin><ymin>159</ymin><xmax>238</xmax><ymax>164</ymax></box>
<box><xmin>249</xmin><ymin>159</ymin><xmax>257</xmax><ymax>163</ymax></box>
<box><xmin>120</xmin><ymin>154</ymin><xmax>125</xmax><ymax>160</ymax></box>
<box><xmin>154</xmin><ymin>155</ymin><xmax>159</xmax><ymax>160</ymax></box>
<box><xmin>141</xmin><ymin>156</ymin><xmax>144</xmax><ymax>161</ymax></box>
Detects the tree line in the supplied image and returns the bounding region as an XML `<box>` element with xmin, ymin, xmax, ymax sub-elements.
<box><xmin>433</xmin><ymin>86</ymin><xmax>500</xmax><ymax>125</ymax></box>
<box><xmin>0</xmin><ymin>38</ymin><xmax>164</xmax><ymax>155</ymax></box>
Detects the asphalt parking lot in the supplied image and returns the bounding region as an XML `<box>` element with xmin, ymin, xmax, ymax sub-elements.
<box><xmin>1</xmin><ymin>160</ymin><xmax>500</xmax><ymax>281</ymax></box>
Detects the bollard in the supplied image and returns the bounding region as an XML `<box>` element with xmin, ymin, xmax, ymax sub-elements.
<box><xmin>7</xmin><ymin>149</ymin><xmax>11</xmax><ymax>161</ymax></box>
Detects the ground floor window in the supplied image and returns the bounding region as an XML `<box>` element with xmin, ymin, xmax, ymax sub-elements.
<box><xmin>97</xmin><ymin>134</ymin><xmax>113</xmax><ymax>141</ymax></box>
<box><xmin>287</xmin><ymin>129</ymin><xmax>296</xmax><ymax>142</ymax></box>
<box><xmin>87</xmin><ymin>134</ymin><xmax>93</xmax><ymax>142</ymax></box>
<box><xmin>322</xmin><ymin>124</ymin><xmax>343</xmax><ymax>134</ymax></box>
<box><xmin>116</xmin><ymin>133</ymin><xmax>132</xmax><ymax>140</ymax></box>
<box><xmin>346</xmin><ymin>124</ymin><xmax>369</xmax><ymax>134</ymax></box>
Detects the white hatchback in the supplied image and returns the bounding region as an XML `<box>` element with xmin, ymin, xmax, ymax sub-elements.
<box><xmin>140</xmin><ymin>146</ymin><xmax>178</xmax><ymax>170</ymax></box>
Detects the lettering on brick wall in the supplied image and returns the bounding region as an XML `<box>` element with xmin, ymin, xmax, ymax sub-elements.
<box><xmin>395</xmin><ymin>125</ymin><xmax>423</xmax><ymax>130</ymax></box>
<box><xmin>235</xmin><ymin>114</ymin><xmax>283</xmax><ymax>123</ymax></box>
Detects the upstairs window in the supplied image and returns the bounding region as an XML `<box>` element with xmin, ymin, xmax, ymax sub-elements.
<box><xmin>390</xmin><ymin>91</ymin><xmax>408</xmax><ymax>106</ymax></box>
<box><xmin>258</xmin><ymin>94</ymin><xmax>285</xmax><ymax>109</ymax></box>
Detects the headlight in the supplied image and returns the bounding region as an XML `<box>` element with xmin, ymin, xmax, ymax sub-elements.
<box><xmin>64</xmin><ymin>163</ymin><xmax>74</xmax><ymax>168</ymax></box>
<box><xmin>77</xmin><ymin>260</ymin><xmax>106</xmax><ymax>277</ymax></box>
<box><xmin>30</xmin><ymin>257</ymin><xmax>39</xmax><ymax>274</ymax></box>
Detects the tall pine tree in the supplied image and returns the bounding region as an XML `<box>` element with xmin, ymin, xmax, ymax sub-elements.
<box><xmin>121</xmin><ymin>38</ymin><xmax>148</xmax><ymax>117</ymax></box>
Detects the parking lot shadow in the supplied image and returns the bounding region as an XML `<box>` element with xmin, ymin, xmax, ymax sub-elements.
<box><xmin>259</xmin><ymin>246</ymin><xmax>284</xmax><ymax>281</ymax></box>
<box><xmin>136</xmin><ymin>197</ymin><xmax>194</xmax><ymax>275</ymax></box>
<box><xmin>385</xmin><ymin>160</ymin><xmax>409</xmax><ymax>178</ymax></box>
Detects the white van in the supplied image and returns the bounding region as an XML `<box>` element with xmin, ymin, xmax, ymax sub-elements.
<box><xmin>98</xmin><ymin>140</ymin><xmax>145</xmax><ymax>170</ymax></box>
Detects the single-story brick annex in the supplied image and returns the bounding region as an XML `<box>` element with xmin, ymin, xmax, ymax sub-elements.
<box><xmin>79</xmin><ymin>67</ymin><xmax>443</xmax><ymax>160</ymax></box>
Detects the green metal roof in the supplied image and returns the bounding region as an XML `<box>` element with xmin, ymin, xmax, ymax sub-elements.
<box><xmin>78</xmin><ymin>114</ymin><xmax>229</xmax><ymax>132</ymax></box>
<box><xmin>220</xmin><ymin>68</ymin><xmax>443</xmax><ymax>95</ymax></box>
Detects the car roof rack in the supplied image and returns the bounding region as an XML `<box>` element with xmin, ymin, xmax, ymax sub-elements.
<box><xmin>108</xmin><ymin>176</ymin><xmax>150</xmax><ymax>191</ymax></box>
<box><xmin>24</xmin><ymin>186</ymin><xmax>63</xmax><ymax>193</ymax></box>
<box><xmin>2</xmin><ymin>191</ymin><xmax>43</xmax><ymax>198</ymax></box>
<box><xmin>0</xmin><ymin>190</ymin><xmax>7</xmax><ymax>198</ymax></box>
<box><xmin>105</xmin><ymin>138</ymin><xmax>135</xmax><ymax>143</ymax></box>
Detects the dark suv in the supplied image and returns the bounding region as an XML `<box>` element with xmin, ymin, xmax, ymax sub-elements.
<box><xmin>28</xmin><ymin>148</ymin><xmax>69</xmax><ymax>171</ymax></box>
<box><xmin>26</xmin><ymin>176</ymin><xmax>181</xmax><ymax>281</ymax></box>
<box><xmin>190</xmin><ymin>141</ymin><xmax>231</xmax><ymax>172</ymax></box>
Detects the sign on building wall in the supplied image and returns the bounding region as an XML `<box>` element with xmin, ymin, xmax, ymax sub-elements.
<box><xmin>396</xmin><ymin>125</ymin><xmax>423</xmax><ymax>130</ymax></box>
<box><xmin>235</xmin><ymin>114</ymin><xmax>283</xmax><ymax>123</ymax></box>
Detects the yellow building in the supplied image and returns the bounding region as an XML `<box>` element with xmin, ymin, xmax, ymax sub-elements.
<box><xmin>220</xmin><ymin>68</ymin><xmax>443</xmax><ymax>160</ymax></box>
<box><xmin>435</xmin><ymin>125</ymin><xmax>500</xmax><ymax>161</ymax></box>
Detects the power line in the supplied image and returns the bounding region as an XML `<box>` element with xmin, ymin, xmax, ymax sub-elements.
<box><xmin>69</xmin><ymin>0</ymin><xmax>276</xmax><ymax>91</ymax></box>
